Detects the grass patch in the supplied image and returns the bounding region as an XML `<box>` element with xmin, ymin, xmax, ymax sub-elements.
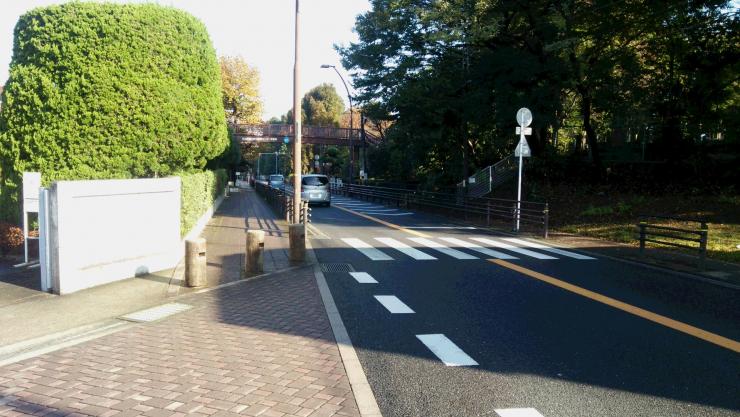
<box><xmin>546</xmin><ymin>186</ymin><xmax>740</xmax><ymax>264</ymax></box>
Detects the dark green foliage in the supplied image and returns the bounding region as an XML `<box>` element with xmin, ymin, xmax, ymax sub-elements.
<box><xmin>303</xmin><ymin>83</ymin><xmax>345</xmax><ymax>127</ymax></box>
<box><xmin>340</xmin><ymin>0</ymin><xmax>739</xmax><ymax>189</ymax></box>
<box><xmin>0</xmin><ymin>3</ymin><xmax>228</xmax><ymax>221</ymax></box>
<box><xmin>180</xmin><ymin>169</ymin><xmax>227</xmax><ymax>237</ymax></box>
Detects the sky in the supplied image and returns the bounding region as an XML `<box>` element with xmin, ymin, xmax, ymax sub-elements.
<box><xmin>0</xmin><ymin>0</ymin><xmax>370</xmax><ymax>119</ymax></box>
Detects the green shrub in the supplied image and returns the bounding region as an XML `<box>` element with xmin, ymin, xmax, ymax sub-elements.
<box><xmin>0</xmin><ymin>3</ymin><xmax>228</xmax><ymax>221</ymax></box>
<box><xmin>179</xmin><ymin>169</ymin><xmax>227</xmax><ymax>237</ymax></box>
<box><xmin>580</xmin><ymin>205</ymin><xmax>614</xmax><ymax>217</ymax></box>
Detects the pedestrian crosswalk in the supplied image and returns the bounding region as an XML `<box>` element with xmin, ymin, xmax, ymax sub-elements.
<box><xmin>339</xmin><ymin>236</ymin><xmax>595</xmax><ymax>262</ymax></box>
<box><xmin>332</xmin><ymin>197</ymin><xmax>414</xmax><ymax>216</ymax></box>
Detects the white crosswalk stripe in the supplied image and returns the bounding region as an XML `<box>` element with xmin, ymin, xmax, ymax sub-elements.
<box><xmin>501</xmin><ymin>238</ymin><xmax>596</xmax><ymax>260</ymax></box>
<box><xmin>471</xmin><ymin>237</ymin><xmax>557</xmax><ymax>259</ymax></box>
<box><xmin>408</xmin><ymin>237</ymin><xmax>478</xmax><ymax>260</ymax></box>
<box><xmin>375</xmin><ymin>237</ymin><xmax>437</xmax><ymax>260</ymax></box>
<box><xmin>341</xmin><ymin>238</ymin><xmax>393</xmax><ymax>261</ymax></box>
<box><xmin>360</xmin><ymin>212</ymin><xmax>414</xmax><ymax>216</ymax></box>
<box><xmin>438</xmin><ymin>237</ymin><xmax>519</xmax><ymax>260</ymax></box>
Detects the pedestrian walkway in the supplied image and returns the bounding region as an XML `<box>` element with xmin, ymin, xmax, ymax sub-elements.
<box><xmin>0</xmin><ymin>187</ymin><xmax>363</xmax><ymax>417</ymax></box>
<box><xmin>0</xmin><ymin>266</ymin><xmax>360</xmax><ymax>417</ymax></box>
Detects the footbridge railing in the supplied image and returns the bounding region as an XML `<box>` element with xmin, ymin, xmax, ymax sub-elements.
<box><xmin>233</xmin><ymin>124</ymin><xmax>381</xmax><ymax>147</ymax></box>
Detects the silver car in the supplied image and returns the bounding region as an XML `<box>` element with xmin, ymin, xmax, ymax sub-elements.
<box><xmin>268</xmin><ymin>174</ymin><xmax>284</xmax><ymax>189</ymax></box>
<box><xmin>300</xmin><ymin>174</ymin><xmax>331</xmax><ymax>206</ymax></box>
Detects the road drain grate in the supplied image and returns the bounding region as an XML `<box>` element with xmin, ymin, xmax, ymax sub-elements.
<box><xmin>320</xmin><ymin>263</ymin><xmax>355</xmax><ymax>273</ymax></box>
<box><xmin>119</xmin><ymin>303</ymin><xmax>192</xmax><ymax>323</ymax></box>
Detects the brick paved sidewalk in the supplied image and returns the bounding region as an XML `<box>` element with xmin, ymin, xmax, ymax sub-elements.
<box><xmin>0</xmin><ymin>265</ymin><xmax>359</xmax><ymax>417</ymax></box>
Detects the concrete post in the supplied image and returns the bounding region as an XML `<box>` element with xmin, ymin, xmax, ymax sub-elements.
<box><xmin>289</xmin><ymin>224</ymin><xmax>306</xmax><ymax>263</ymax></box>
<box><xmin>185</xmin><ymin>238</ymin><xmax>207</xmax><ymax>287</ymax></box>
<box><xmin>246</xmin><ymin>230</ymin><xmax>265</xmax><ymax>274</ymax></box>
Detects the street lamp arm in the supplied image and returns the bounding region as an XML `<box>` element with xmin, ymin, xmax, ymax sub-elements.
<box><xmin>332</xmin><ymin>67</ymin><xmax>352</xmax><ymax>109</ymax></box>
<box><xmin>321</xmin><ymin>64</ymin><xmax>355</xmax><ymax>183</ymax></box>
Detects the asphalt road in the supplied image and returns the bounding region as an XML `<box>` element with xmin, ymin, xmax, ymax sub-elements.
<box><xmin>309</xmin><ymin>194</ymin><xmax>740</xmax><ymax>417</ymax></box>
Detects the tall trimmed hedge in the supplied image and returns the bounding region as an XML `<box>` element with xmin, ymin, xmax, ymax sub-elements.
<box><xmin>180</xmin><ymin>169</ymin><xmax>227</xmax><ymax>237</ymax></box>
<box><xmin>0</xmin><ymin>3</ymin><xmax>228</xmax><ymax>221</ymax></box>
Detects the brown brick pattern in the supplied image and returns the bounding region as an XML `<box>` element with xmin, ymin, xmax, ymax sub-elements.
<box><xmin>0</xmin><ymin>267</ymin><xmax>359</xmax><ymax>417</ymax></box>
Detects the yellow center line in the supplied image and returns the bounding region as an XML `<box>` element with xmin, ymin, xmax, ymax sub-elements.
<box><xmin>490</xmin><ymin>259</ymin><xmax>740</xmax><ymax>353</ymax></box>
<box><xmin>333</xmin><ymin>204</ymin><xmax>431</xmax><ymax>238</ymax></box>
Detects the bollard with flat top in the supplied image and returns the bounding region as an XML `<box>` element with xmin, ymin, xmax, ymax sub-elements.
<box><xmin>246</xmin><ymin>230</ymin><xmax>265</xmax><ymax>274</ymax></box>
<box><xmin>289</xmin><ymin>223</ymin><xmax>306</xmax><ymax>263</ymax></box>
<box><xmin>185</xmin><ymin>238</ymin><xmax>207</xmax><ymax>287</ymax></box>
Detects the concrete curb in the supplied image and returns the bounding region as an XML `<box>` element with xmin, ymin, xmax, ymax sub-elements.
<box><xmin>306</xmin><ymin>240</ymin><xmax>383</xmax><ymax>417</ymax></box>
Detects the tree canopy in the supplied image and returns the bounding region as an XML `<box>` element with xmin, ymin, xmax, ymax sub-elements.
<box><xmin>220</xmin><ymin>56</ymin><xmax>263</xmax><ymax>124</ymax></box>
<box><xmin>340</xmin><ymin>0</ymin><xmax>739</xmax><ymax>188</ymax></box>
<box><xmin>0</xmin><ymin>2</ymin><xmax>228</xmax><ymax>220</ymax></box>
<box><xmin>280</xmin><ymin>83</ymin><xmax>346</xmax><ymax>126</ymax></box>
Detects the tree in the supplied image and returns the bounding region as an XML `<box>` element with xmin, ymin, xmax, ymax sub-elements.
<box><xmin>339</xmin><ymin>0</ymin><xmax>738</xmax><ymax>188</ymax></box>
<box><xmin>220</xmin><ymin>56</ymin><xmax>263</xmax><ymax>124</ymax></box>
<box><xmin>303</xmin><ymin>83</ymin><xmax>345</xmax><ymax>126</ymax></box>
<box><xmin>0</xmin><ymin>3</ymin><xmax>227</xmax><ymax>221</ymax></box>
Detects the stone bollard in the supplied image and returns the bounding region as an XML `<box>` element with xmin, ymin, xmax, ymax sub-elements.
<box><xmin>185</xmin><ymin>238</ymin><xmax>207</xmax><ymax>287</ymax></box>
<box><xmin>246</xmin><ymin>230</ymin><xmax>265</xmax><ymax>274</ymax></box>
<box><xmin>289</xmin><ymin>224</ymin><xmax>306</xmax><ymax>263</ymax></box>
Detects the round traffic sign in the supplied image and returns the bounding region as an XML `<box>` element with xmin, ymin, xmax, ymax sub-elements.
<box><xmin>516</xmin><ymin>108</ymin><xmax>532</xmax><ymax>127</ymax></box>
<box><xmin>283</xmin><ymin>136</ymin><xmax>290</xmax><ymax>144</ymax></box>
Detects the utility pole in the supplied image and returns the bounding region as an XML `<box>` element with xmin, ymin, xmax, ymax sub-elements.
<box><xmin>292</xmin><ymin>0</ymin><xmax>302</xmax><ymax>223</ymax></box>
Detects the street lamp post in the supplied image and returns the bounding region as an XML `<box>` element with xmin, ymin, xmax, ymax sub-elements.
<box><xmin>320</xmin><ymin>64</ymin><xmax>353</xmax><ymax>184</ymax></box>
<box><xmin>292</xmin><ymin>0</ymin><xmax>302</xmax><ymax>223</ymax></box>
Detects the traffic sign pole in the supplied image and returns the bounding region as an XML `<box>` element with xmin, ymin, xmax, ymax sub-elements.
<box><xmin>516</xmin><ymin>131</ymin><xmax>523</xmax><ymax>232</ymax></box>
<box><xmin>514</xmin><ymin>108</ymin><xmax>533</xmax><ymax>233</ymax></box>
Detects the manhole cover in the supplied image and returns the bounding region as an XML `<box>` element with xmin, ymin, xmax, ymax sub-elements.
<box><xmin>320</xmin><ymin>263</ymin><xmax>355</xmax><ymax>273</ymax></box>
<box><xmin>119</xmin><ymin>303</ymin><xmax>192</xmax><ymax>323</ymax></box>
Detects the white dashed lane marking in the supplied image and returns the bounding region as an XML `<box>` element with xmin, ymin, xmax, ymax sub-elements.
<box><xmin>349</xmin><ymin>272</ymin><xmax>378</xmax><ymax>283</ymax></box>
<box><xmin>501</xmin><ymin>238</ymin><xmax>596</xmax><ymax>260</ymax></box>
<box><xmin>375</xmin><ymin>237</ymin><xmax>437</xmax><ymax>260</ymax></box>
<box><xmin>471</xmin><ymin>237</ymin><xmax>557</xmax><ymax>260</ymax></box>
<box><xmin>495</xmin><ymin>408</ymin><xmax>545</xmax><ymax>417</ymax></box>
<box><xmin>416</xmin><ymin>334</ymin><xmax>478</xmax><ymax>367</ymax></box>
<box><xmin>408</xmin><ymin>237</ymin><xmax>478</xmax><ymax>260</ymax></box>
<box><xmin>374</xmin><ymin>295</ymin><xmax>415</xmax><ymax>314</ymax></box>
<box><xmin>341</xmin><ymin>238</ymin><xmax>394</xmax><ymax>261</ymax></box>
<box><xmin>438</xmin><ymin>237</ymin><xmax>519</xmax><ymax>260</ymax></box>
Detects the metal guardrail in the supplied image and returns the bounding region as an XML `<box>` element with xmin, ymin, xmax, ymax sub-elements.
<box><xmin>637</xmin><ymin>215</ymin><xmax>708</xmax><ymax>269</ymax></box>
<box><xmin>331</xmin><ymin>183</ymin><xmax>549</xmax><ymax>237</ymax></box>
<box><xmin>254</xmin><ymin>181</ymin><xmax>311</xmax><ymax>224</ymax></box>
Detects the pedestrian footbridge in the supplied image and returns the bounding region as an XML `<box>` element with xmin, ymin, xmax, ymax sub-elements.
<box><xmin>232</xmin><ymin>123</ymin><xmax>381</xmax><ymax>147</ymax></box>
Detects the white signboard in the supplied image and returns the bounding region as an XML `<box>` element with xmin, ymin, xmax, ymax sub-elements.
<box><xmin>515</xmin><ymin>138</ymin><xmax>532</xmax><ymax>158</ymax></box>
<box><xmin>23</xmin><ymin>172</ymin><xmax>41</xmax><ymax>213</ymax></box>
<box><xmin>516</xmin><ymin>108</ymin><xmax>533</xmax><ymax>127</ymax></box>
<box><xmin>515</xmin><ymin>126</ymin><xmax>532</xmax><ymax>135</ymax></box>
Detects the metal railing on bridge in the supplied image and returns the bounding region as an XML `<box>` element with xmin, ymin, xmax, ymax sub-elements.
<box><xmin>254</xmin><ymin>181</ymin><xmax>311</xmax><ymax>224</ymax></box>
<box><xmin>331</xmin><ymin>183</ymin><xmax>549</xmax><ymax>237</ymax></box>
<box><xmin>233</xmin><ymin>124</ymin><xmax>381</xmax><ymax>146</ymax></box>
<box><xmin>458</xmin><ymin>155</ymin><xmax>519</xmax><ymax>198</ymax></box>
